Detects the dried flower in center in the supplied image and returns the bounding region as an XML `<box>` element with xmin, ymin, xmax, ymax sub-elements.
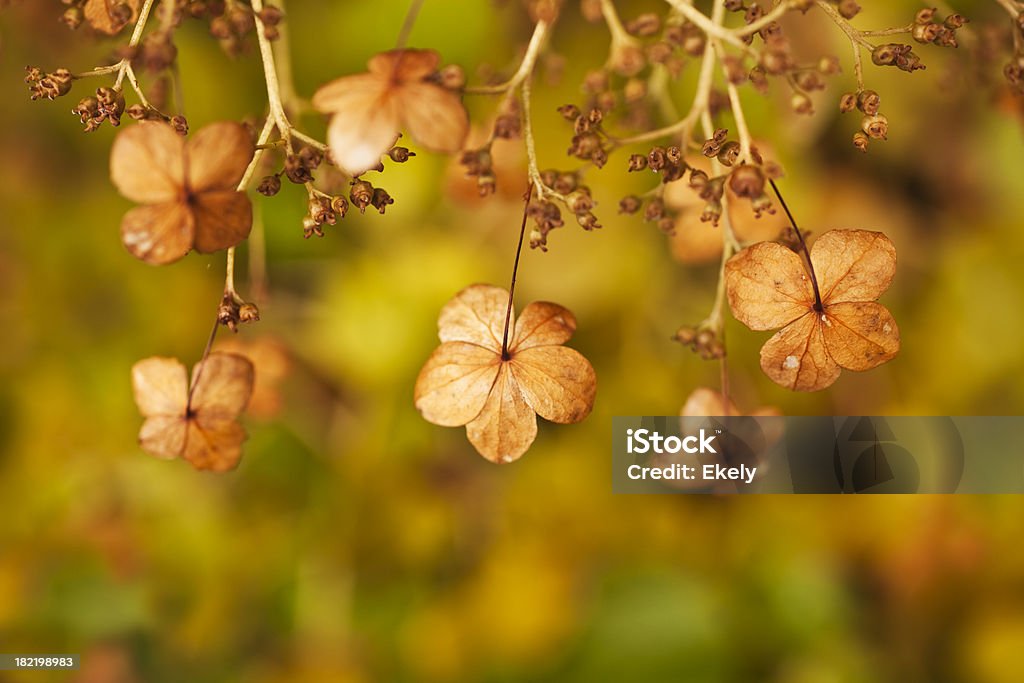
<box><xmin>313</xmin><ymin>49</ymin><xmax>469</xmax><ymax>176</ymax></box>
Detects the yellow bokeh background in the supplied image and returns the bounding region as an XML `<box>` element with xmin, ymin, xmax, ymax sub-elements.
<box><xmin>2</xmin><ymin>1</ymin><xmax>1024</xmax><ymax>681</ymax></box>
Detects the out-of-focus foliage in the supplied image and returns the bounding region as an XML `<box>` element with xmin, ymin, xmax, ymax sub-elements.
<box><xmin>2</xmin><ymin>1</ymin><xmax>1024</xmax><ymax>681</ymax></box>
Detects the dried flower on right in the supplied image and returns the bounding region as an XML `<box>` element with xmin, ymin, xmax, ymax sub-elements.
<box><xmin>725</xmin><ymin>230</ymin><xmax>900</xmax><ymax>392</ymax></box>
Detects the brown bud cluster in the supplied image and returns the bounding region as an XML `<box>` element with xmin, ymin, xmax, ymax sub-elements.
<box><xmin>217</xmin><ymin>294</ymin><xmax>259</xmax><ymax>333</ymax></box>
<box><xmin>460</xmin><ymin>146</ymin><xmax>497</xmax><ymax>197</ymax></box>
<box><xmin>631</xmin><ymin>144</ymin><xmax>688</xmax><ymax>184</ymax></box>
<box><xmin>911</xmin><ymin>8</ymin><xmax>967</xmax><ymax>48</ymax></box>
<box><xmin>348</xmin><ymin>180</ymin><xmax>392</xmax><ymax>216</ymax></box>
<box><xmin>674</xmin><ymin>325</ymin><xmax>726</xmax><ymax>361</ymax></box>
<box><xmin>872</xmin><ymin>43</ymin><xmax>925</xmax><ymax>72</ymax></box>
<box><xmin>26</xmin><ymin>67</ymin><xmax>74</xmax><ymax>101</ymax></box>
<box><xmin>838</xmin><ymin>89</ymin><xmax>890</xmax><ymax>151</ymax></box>
<box><xmin>562</xmin><ymin>105</ymin><xmax>609</xmax><ymax>168</ymax></box>
<box><xmin>71</xmin><ymin>86</ymin><xmax>127</xmax><ymax>132</ymax></box>
<box><xmin>527</xmin><ymin>200</ymin><xmax>564</xmax><ymax>252</ymax></box>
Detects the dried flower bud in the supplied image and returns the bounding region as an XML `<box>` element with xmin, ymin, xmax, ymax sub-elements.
<box><xmin>239</xmin><ymin>303</ymin><xmax>260</xmax><ymax>324</ymax></box>
<box><xmin>728</xmin><ymin>165</ymin><xmax>765</xmax><ymax>199</ymax></box>
<box><xmin>717</xmin><ymin>141</ymin><xmax>741</xmax><ymax>166</ymax></box>
<box><xmin>839</xmin><ymin>91</ymin><xmax>857</xmax><ymax>113</ymax></box>
<box><xmin>915</xmin><ymin>8</ymin><xmax>936</xmax><ymax>24</ymax></box>
<box><xmin>619</xmin><ymin>195</ymin><xmax>641</xmax><ymax>214</ymax></box>
<box><xmin>648</xmin><ymin>147</ymin><xmax>668</xmax><ymax>171</ymax></box>
<box><xmin>625</xmin><ymin>13</ymin><xmax>660</xmax><ymax>37</ymax></box>
<box><xmin>791</xmin><ymin>91</ymin><xmax>814</xmax><ymax>115</ymax></box>
<box><xmin>566</xmin><ymin>189</ymin><xmax>594</xmax><ymax>214</ymax></box>
<box><xmin>558</xmin><ymin>104</ymin><xmax>581</xmax><ymax>120</ymax></box>
<box><xmin>944</xmin><ymin>14</ymin><xmax>966</xmax><ymax>29</ymax></box>
<box><xmin>170</xmin><ymin>115</ymin><xmax>189</xmax><ymax>136</ymax></box>
<box><xmin>553</xmin><ymin>173</ymin><xmax>578</xmax><ymax>194</ymax></box>
<box><xmin>438</xmin><ymin>64</ymin><xmax>465</xmax><ymax>90</ymax></box>
<box><xmin>258</xmin><ymin>175</ymin><xmax>281</xmax><ymax>196</ymax></box>
<box><xmin>837</xmin><ymin>0</ymin><xmax>860</xmax><ymax>19</ymax></box>
<box><xmin>350</xmin><ymin>180</ymin><xmax>373</xmax><ymax>212</ymax></box>
<box><xmin>627</xmin><ymin>154</ymin><xmax>648</xmax><ymax>172</ymax></box>
<box><xmin>700</xmin><ymin>201</ymin><xmax>723</xmax><ymax>226</ymax></box>
<box><xmin>610</xmin><ymin>44</ymin><xmax>646</xmax><ymax>77</ymax></box>
<box><xmin>913</xmin><ymin>22</ymin><xmax>942</xmax><ymax>44</ymax></box>
<box><xmin>818</xmin><ymin>56</ymin><xmax>841</xmax><ymax>75</ymax></box>
<box><xmin>856</xmin><ymin>89</ymin><xmax>880</xmax><ymax>116</ymax></box>
<box><xmin>751</xmin><ymin>193</ymin><xmax>775</xmax><ymax>217</ymax></box>
<box><xmin>259</xmin><ymin>5</ymin><xmax>284</xmax><ymax>26</ymax></box>
<box><xmin>371</xmin><ymin>187</ymin><xmax>394</xmax><ymax>214</ymax></box>
<box><xmin>861</xmin><ymin>113</ymin><xmax>889</xmax><ymax>139</ymax></box>
<box><xmin>852</xmin><ymin>131</ymin><xmax>869</xmax><ymax>152</ymax></box>
<box><xmin>643</xmin><ymin>198</ymin><xmax>665</xmax><ymax>222</ymax></box>
<box><xmin>62</xmin><ymin>6</ymin><xmax>84</xmax><ymax>29</ymax></box>
<box><xmin>576</xmin><ymin>212</ymin><xmax>601</xmax><ymax>230</ymax></box>
<box><xmin>388</xmin><ymin>146</ymin><xmax>414</xmax><ymax>162</ymax></box>
<box><xmin>657</xmin><ymin>217</ymin><xmax>675</xmax><ymax>235</ymax></box>
<box><xmin>284</xmin><ymin>155</ymin><xmax>313</xmax><ymax>184</ymax></box>
<box><xmin>330</xmin><ymin>196</ymin><xmax>349</xmax><ymax>218</ymax></box>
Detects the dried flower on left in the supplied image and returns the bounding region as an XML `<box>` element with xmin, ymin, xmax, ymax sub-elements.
<box><xmin>110</xmin><ymin>121</ymin><xmax>254</xmax><ymax>265</ymax></box>
<box><xmin>131</xmin><ymin>352</ymin><xmax>255</xmax><ymax>472</ymax></box>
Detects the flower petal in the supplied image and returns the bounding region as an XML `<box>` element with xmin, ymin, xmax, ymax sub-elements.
<box><xmin>680</xmin><ymin>387</ymin><xmax>738</xmax><ymax>416</ymax></box>
<box><xmin>189</xmin><ymin>352</ymin><xmax>254</xmax><ymax>419</ymax></box>
<box><xmin>367</xmin><ymin>49</ymin><xmax>441</xmax><ymax>81</ymax></box>
<box><xmin>183</xmin><ymin>416</ymin><xmax>247</xmax><ymax>472</ymax></box>
<box><xmin>759</xmin><ymin>312</ymin><xmax>841</xmax><ymax>392</ymax></box>
<box><xmin>511</xmin><ymin>301</ymin><xmax>577</xmax><ymax>352</ymax></box>
<box><xmin>132</xmin><ymin>356</ymin><xmax>188</xmax><ymax>417</ymax></box>
<box><xmin>821</xmin><ymin>301</ymin><xmax>900</xmax><ymax>371</ymax></box>
<box><xmin>726</xmin><ymin>241</ymin><xmax>814</xmax><ymax>331</ymax></box>
<box><xmin>191</xmin><ymin>190</ymin><xmax>253</xmax><ymax>254</ymax></box>
<box><xmin>810</xmin><ymin>229</ymin><xmax>896</xmax><ymax>303</ymax></box>
<box><xmin>465</xmin><ymin>364</ymin><xmax>537</xmax><ymax>464</ymax></box>
<box><xmin>121</xmin><ymin>201</ymin><xmax>194</xmax><ymax>265</ymax></box>
<box><xmin>399</xmin><ymin>82</ymin><xmax>469</xmax><ymax>153</ymax></box>
<box><xmin>185</xmin><ymin>122</ymin><xmax>254</xmax><ymax>193</ymax></box>
<box><xmin>83</xmin><ymin>0</ymin><xmax>140</xmax><ymax>36</ymax></box>
<box><xmin>314</xmin><ymin>74</ymin><xmax>401</xmax><ymax>176</ymax></box>
<box><xmin>110</xmin><ymin>122</ymin><xmax>184</xmax><ymax>203</ymax></box>
<box><xmin>510</xmin><ymin>346</ymin><xmax>596</xmax><ymax>423</ymax></box>
<box><xmin>138</xmin><ymin>415</ymin><xmax>186</xmax><ymax>459</ymax></box>
<box><xmin>414</xmin><ymin>342</ymin><xmax>501</xmax><ymax>427</ymax></box>
<box><xmin>437</xmin><ymin>284</ymin><xmax>509</xmax><ymax>349</ymax></box>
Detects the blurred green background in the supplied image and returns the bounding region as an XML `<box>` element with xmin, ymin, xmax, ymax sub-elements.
<box><xmin>3</xmin><ymin>1</ymin><xmax>1024</xmax><ymax>681</ymax></box>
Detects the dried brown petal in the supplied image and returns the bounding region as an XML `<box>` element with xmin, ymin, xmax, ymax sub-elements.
<box><xmin>414</xmin><ymin>342</ymin><xmax>500</xmax><ymax>426</ymax></box>
<box><xmin>759</xmin><ymin>312</ymin><xmax>841</xmax><ymax>391</ymax></box>
<box><xmin>120</xmin><ymin>201</ymin><xmax>194</xmax><ymax>265</ymax></box>
<box><xmin>810</xmin><ymin>229</ymin><xmax>896</xmax><ymax>302</ymax></box>
<box><xmin>437</xmin><ymin>284</ymin><xmax>509</xmax><ymax>348</ymax></box>
<box><xmin>725</xmin><ymin>241</ymin><xmax>813</xmax><ymax>330</ymax></box>
<box><xmin>110</xmin><ymin>122</ymin><xmax>184</xmax><ymax>203</ymax></box>
<box><xmin>510</xmin><ymin>346</ymin><xmax>596</xmax><ymax>424</ymax></box>
<box><xmin>821</xmin><ymin>301</ymin><xmax>899</xmax><ymax>371</ymax></box>
<box><xmin>131</xmin><ymin>353</ymin><xmax>254</xmax><ymax>469</ymax></box>
<box><xmin>83</xmin><ymin>0</ymin><xmax>140</xmax><ymax>35</ymax></box>
<box><xmin>399</xmin><ymin>81</ymin><xmax>470</xmax><ymax>153</ymax></box>
<box><xmin>316</xmin><ymin>73</ymin><xmax>399</xmax><ymax>175</ymax></box>
<box><xmin>186</xmin><ymin>122</ymin><xmax>254</xmax><ymax>192</ymax></box>
<box><xmin>191</xmin><ymin>190</ymin><xmax>253</xmax><ymax>254</ymax></box>
<box><xmin>510</xmin><ymin>301</ymin><xmax>577</xmax><ymax>351</ymax></box>
<box><xmin>464</xmin><ymin>364</ymin><xmax>537</xmax><ymax>464</ymax></box>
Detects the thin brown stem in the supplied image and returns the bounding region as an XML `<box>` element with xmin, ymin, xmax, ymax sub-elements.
<box><xmin>769</xmin><ymin>179</ymin><xmax>823</xmax><ymax>311</ymax></box>
<box><xmin>501</xmin><ymin>183</ymin><xmax>535</xmax><ymax>359</ymax></box>
<box><xmin>187</xmin><ymin>316</ymin><xmax>221</xmax><ymax>409</ymax></box>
